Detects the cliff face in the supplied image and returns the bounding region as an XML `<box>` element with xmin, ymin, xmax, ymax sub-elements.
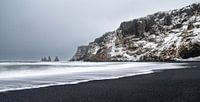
<box><xmin>71</xmin><ymin>3</ymin><xmax>200</xmax><ymax>61</ymax></box>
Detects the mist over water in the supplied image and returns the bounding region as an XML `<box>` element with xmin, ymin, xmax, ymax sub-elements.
<box><xmin>0</xmin><ymin>61</ymin><xmax>187</xmax><ymax>92</ymax></box>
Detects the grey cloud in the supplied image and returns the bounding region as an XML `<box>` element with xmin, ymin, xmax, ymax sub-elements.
<box><xmin>0</xmin><ymin>0</ymin><xmax>199</xmax><ymax>60</ymax></box>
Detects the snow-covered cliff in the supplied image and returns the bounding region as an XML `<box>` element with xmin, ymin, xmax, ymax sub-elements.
<box><xmin>71</xmin><ymin>3</ymin><xmax>200</xmax><ymax>61</ymax></box>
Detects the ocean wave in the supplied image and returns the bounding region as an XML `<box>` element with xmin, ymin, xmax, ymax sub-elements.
<box><xmin>0</xmin><ymin>62</ymin><xmax>187</xmax><ymax>92</ymax></box>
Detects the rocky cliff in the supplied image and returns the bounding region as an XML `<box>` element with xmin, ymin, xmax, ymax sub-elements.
<box><xmin>71</xmin><ymin>3</ymin><xmax>200</xmax><ymax>61</ymax></box>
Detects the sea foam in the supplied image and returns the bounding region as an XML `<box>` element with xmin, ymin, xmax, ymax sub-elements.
<box><xmin>0</xmin><ymin>62</ymin><xmax>187</xmax><ymax>92</ymax></box>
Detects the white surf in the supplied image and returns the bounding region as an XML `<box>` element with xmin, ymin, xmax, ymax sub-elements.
<box><xmin>0</xmin><ymin>61</ymin><xmax>187</xmax><ymax>92</ymax></box>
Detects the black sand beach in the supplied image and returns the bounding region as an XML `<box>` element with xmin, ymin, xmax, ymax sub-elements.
<box><xmin>0</xmin><ymin>62</ymin><xmax>200</xmax><ymax>102</ymax></box>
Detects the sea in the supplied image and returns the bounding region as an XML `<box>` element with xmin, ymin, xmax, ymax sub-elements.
<box><xmin>0</xmin><ymin>61</ymin><xmax>187</xmax><ymax>92</ymax></box>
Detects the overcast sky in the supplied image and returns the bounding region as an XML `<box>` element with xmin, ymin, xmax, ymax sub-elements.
<box><xmin>0</xmin><ymin>0</ymin><xmax>199</xmax><ymax>60</ymax></box>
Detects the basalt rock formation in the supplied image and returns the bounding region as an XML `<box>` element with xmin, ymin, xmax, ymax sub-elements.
<box><xmin>71</xmin><ymin>3</ymin><xmax>200</xmax><ymax>61</ymax></box>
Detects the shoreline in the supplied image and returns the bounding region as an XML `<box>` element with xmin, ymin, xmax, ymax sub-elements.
<box><xmin>0</xmin><ymin>62</ymin><xmax>200</xmax><ymax>102</ymax></box>
<box><xmin>0</xmin><ymin>62</ymin><xmax>187</xmax><ymax>93</ymax></box>
<box><xmin>0</xmin><ymin>71</ymin><xmax>154</xmax><ymax>93</ymax></box>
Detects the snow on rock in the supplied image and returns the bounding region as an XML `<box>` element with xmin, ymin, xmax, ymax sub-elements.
<box><xmin>71</xmin><ymin>3</ymin><xmax>200</xmax><ymax>61</ymax></box>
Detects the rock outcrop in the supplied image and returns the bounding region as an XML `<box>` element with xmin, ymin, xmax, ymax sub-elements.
<box><xmin>71</xmin><ymin>3</ymin><xmax>200</xmax><ymax>61</ymax></box>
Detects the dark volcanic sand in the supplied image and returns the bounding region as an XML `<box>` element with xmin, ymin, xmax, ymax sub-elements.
<box><xmin>0</xmin><ymin>62</ymin><xmax>200</xmax><ymax>102</ymax></box>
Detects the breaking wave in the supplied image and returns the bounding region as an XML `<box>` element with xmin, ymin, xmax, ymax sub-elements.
<box><xmin>0</xmin><ymin>61</ymin><xmax>187</xmax><ymax>92</ymax></box>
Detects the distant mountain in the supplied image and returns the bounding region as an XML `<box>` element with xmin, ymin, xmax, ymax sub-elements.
<box><xmin>71</xmin><ymin>3</ymin><xmax>200</xmax><ymax>61</ymax></box>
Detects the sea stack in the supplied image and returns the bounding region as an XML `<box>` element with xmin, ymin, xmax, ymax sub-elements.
<box><xmin>48</xmin><ymin>56</ymin><xmax>51</xmax><ymax>62</ymax></box>
<box><xmin>41</xmin><ymin>56</ymin><xmax>53</xmax><ymax>62</ymax></box>
<box><xmin>54</xmin><ymin>56</ymin><xmax>59</xmax><ymax>62</ymax></box>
